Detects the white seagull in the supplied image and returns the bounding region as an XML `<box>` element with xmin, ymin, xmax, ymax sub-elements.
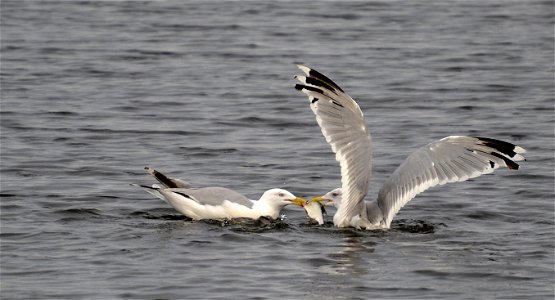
<box><xmin>294</xmin><ymin>65</ymin><xmax>526</xmax><ymax>229</ymax></box>
<box><xmin>136</xmin><ymin>167</ymin><xmax>305</xmax><ymax>221</ymax></box>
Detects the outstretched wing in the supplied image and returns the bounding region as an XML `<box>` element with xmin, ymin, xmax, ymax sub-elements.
<box><xmin>375</xmin><ymin>136</ymin><xmax>526</xmax><ymax>228</ymax></box>
<box><xmin>295</xmin><ymin>65</ymin><xmax>373</xmax><ymax>227</ymax></box>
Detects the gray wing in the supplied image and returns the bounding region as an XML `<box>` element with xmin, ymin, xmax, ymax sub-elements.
<box><xmin>167</xmin><ymin>187</ymin><xmax>254</xmax><ymax>208</ymax></box>
<box><xmin>375</xmin><ymin>136</ymin><xmax>526</xmax><ymax>228</ymax></box>
<box><xmin>295</xmin><ymin>65</ymin><xmax>373</xmax><ymax>227</ymax></box>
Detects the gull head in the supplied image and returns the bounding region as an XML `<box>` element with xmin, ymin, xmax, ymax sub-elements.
<box><xmin>297</xmin><ymin>189</ymin><xmax>344</xmax><ymax>225</ymax></box>
<box><xmin>310</xmin><ymin>188</ymin><xmax>342</xmax><ymax>209</ymax></box>
<box><xmin>260</xmin><ymin>188</ymin><xmax>305</xmax><ymax>207</ymax></box>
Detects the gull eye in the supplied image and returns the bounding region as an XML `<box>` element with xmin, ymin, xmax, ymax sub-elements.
<box><xmin>332</xmin><ymin>193</ymin><xmax>338</xmax><ymax>197</ymax></box>
<box><xmin>278</xmin><ymin>192</ymin><xmax>285</xmax><ymax>197</ymax></box>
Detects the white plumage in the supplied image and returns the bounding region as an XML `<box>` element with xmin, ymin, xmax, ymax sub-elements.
<box><xmin>295</xmin><ymin>65</ymin><xmax>526</xmax><ymax>229</ymax></box>
<box><xmin>136</xmin><ymin>167</ymin><xmax>305</xmax><ymax>221</ymax></box>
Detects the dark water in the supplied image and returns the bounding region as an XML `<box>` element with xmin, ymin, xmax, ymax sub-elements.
<box><xmin>1</xmin><ymin>1</ymin><xmax>554</xmax><ymax>299</ymax></box>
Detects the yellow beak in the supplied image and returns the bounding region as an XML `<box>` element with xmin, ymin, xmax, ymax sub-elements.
<box><xmin>287</xmin><ymin>197</ymin><xmax>307</xmax><ymax>207</ymax></box>
<box><xmin>309</xmin><ymin>196</ymin><xmax>325</xmax><ymax>203</ymax></box>
<box><xmin>309</xmin><ymin>196</ymin><xmax>334</xmax><ymax>207</ymax></box>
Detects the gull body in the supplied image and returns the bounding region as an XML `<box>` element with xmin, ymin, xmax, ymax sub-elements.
<box><xmin>295</xmin><ymin>65</ymin><xmax>526</xmax><ymax>229</ymax></box>
<box><xmin>137</xmin><ymin>167</ymin><xmax>305</xmax><ymax>221</ymax></box>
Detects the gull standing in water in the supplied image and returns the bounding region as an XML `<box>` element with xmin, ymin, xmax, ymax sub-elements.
<box><xmin>135</xmin><ymin>167</ymin><xmax>305</xmax><ymax>221</ymax></box>
<box><xmin>294</xmin><ymin>65</ymin><xmax>526</xmax><ymax>229</ymax></box>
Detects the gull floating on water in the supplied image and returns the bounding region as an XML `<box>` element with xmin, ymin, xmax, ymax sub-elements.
<box><xmin>294</xmin><ymin>65</ymin><xmax>526</xmax><ymax>229</ymax></box>
<box><xmin>136</xmin><ymin>167</ymin><xmax>305</xmax><ymax>220</ymax></box>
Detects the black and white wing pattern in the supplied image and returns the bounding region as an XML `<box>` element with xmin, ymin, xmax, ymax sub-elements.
<box><xmin>375</xmin><ymin>136</ymin><xmax>526</xmax><ymax>228</ymax></box>
<box><xmin>144</xmin><ymin>167</ymin><xmax>192</xmax><ymax>188</ymax></box>
<box><xmin>295</xmin><ymin>65</ymin><xmax>373</xmax><ymax>227</ymax></box>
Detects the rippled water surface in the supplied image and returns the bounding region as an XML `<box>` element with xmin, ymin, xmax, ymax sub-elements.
<box><xmin>1</xmin><ymin>1</ymin><xmax>554</xmax><ymax>299</ymax></box>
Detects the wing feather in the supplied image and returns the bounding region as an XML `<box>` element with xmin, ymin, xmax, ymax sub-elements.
<box><xmin>144</xmin><ymin>167</ymin><xmax>192</xmax><ymax>188</ymax></box>
<box><xmin>166</xmin><ymin>187</ymin><xmax>254</xmax><ymax>208</ymax></box>
<box><xmin>376</xmin><ymin>136</ymin><xmax>526</xmax><ymax>227</ymax></box>
<box><xmin>295</xmin><ymin>65</ymin><xmax>373</xmax><ymax>226</ymax></box>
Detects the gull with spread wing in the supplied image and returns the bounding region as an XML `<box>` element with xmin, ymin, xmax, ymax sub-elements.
<box><xmin>294</xmin><ymin>65</ymin><xmax>526</xmax><ymax>229</ymax></box>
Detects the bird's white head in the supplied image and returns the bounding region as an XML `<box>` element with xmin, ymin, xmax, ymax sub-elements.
<box><xmin>259</xmin><ymin>188</ymin><xmax>305</xmax><ymax>207</ymax></box>
<box><xmin>310</xmin><ymin>188</ymin><xmax>342</xmax><ymax>209</ymax></box>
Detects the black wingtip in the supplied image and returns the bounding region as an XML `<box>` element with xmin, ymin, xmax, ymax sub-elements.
<box><xmin>476</xmin><ymin>137</ymin><xmax>518</xmax><ymax>158</ymax></box>
<box><xmin>295</xmin><ymin>84</ymin><xmax>324</xmax><ymax>94</ymax></box>
<box><xmin>307</xmin><ymin>68</ymin><xmax>345</xmax><ymax>93</ymax></box>
<box><xmin>304</xmin><ymin>76</ymin><xmax>338</xmax><ymax>94</ymax></box>
<box><xmin>174</xmin><ymin>191</ymin><xmax>193</xmax><ymax>200</ymax></box>
<box><xmin>145</xmin><ymin>167</ymin><xmax>180</xmax><ymax>188</ymax></box>
<box><xmin>131</xmin><ymin>183</ymin><xmax>159</xmax><ymax>190</ymax></box>
<box><xmin>490</xmin><ymin>152</ymin><xmax>519</xmax><ymax>170</ymax></box>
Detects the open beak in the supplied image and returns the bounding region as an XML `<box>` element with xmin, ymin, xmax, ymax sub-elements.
<box><xmin>286</xmin><ymin>197</ymin><xmax>307</xmax><ymax>207</ymax></box>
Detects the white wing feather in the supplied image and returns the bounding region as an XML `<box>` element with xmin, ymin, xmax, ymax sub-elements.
<box><xmin>295</xmin><ymin>65</ymin><xmax>373</xmax><ymax>227</ymax></box>
<box><xmin>376</xmin><ymin>136</ymin><xmax>526</xmax><ymax>227</ymax></box>
<box><xmin>295</xmin><ymin>66</ymin><xmax>527</xmax><ymax>229</ymax></box>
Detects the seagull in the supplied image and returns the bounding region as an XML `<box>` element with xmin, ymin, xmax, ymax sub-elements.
<box><xmin>135</xmin><ymin>167</ymin><xmax>305</xmax><ymax>221</ymax></box>
<box><xmin>294</xmin><ymin>65</ymin><xmax>526</xmax><ymax>229</ymax></box>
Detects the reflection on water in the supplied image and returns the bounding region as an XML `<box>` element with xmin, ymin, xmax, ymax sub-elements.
<box><xmin>308</xmin><ymin>221</ymin><xmax>438</xmax><ymax>276</ymax></box>
<box><xmin>320</xmin><ymin>230</ymin><xmax>378</xmax><ymax>276</ymax></box>
<box><xmin>331</xmin><ymin>234</ymin><xmax>374</xmax><ymax>275</ymax></box>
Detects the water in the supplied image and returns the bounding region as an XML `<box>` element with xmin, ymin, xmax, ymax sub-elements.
<box><xmin>1</xmin><ymin>1</ymin><xmax>553</xmax><ymax>299</ymax></box>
